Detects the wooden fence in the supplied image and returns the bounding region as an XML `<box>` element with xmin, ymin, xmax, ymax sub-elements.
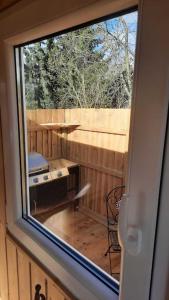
<box><xmin>26</xmin><ymin>108</ymin><xmax>130</xmax><ymax>218</ymax></box>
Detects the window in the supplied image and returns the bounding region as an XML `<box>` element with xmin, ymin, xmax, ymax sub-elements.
<box><xmin>15</xmin><ymin>7</ymin><xmax>138</xmax><ymax>292</ymax></box>
<box><xmin>2</xmin><ymin>1</ymin><xmax>169</xmax><ymax>299</ymax></box>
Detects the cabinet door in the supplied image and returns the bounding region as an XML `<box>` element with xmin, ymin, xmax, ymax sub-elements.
<box><xmin>48</xmin><ymin>278</ymin><xmax>67</xmax><ymax>300</ymax></box>
<box><xmin>6</xmin><ymin>236</ymin><xmax>75</xmax><ymax>300</ymax></box>
<box><xmin>6</xmin><ymin>239</ymin><xmax>19</xmax><ymax>300</ymax></box>
<box><xmin>31</xmin><ymin>262</ymin><xmax>47</xmax><ymax>299</ymax></box>
<box><xmin>17</xmin><ymin>249</ymin><xmax>31</xmax><ymax>300</ymax></box>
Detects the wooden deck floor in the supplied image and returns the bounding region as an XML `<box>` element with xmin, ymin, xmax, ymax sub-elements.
<box><xmin>37</xmin><ymin>207</ymin><xmax>121</xmax><ymax>280</ymax></box>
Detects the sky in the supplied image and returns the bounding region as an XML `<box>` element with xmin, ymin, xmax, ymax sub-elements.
<box><xmin>104</xmin><ymin>11</ymin><xmax>138</xmax><ymax>50</ymax></box>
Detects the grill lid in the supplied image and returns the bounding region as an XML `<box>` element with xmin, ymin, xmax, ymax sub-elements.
<box><xmin>28</xmin><ymin>152</ymin><xmax>49</xmax><ymax>174</ymax></box>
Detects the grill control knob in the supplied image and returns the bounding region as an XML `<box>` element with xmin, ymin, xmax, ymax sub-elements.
<box><xmin>43</xmin><ymin>175</ymin><xmax>48</xmax><ymax>181</ymax></box>
<box><xmin>57</xmin><ymin>171</ymin><xmax>62</xmax><ymax>177</ymax></box>
<box><xmin>33</xmin><ymin>177</ymin><xmax>39</xmax><ymax>183</ymax></box>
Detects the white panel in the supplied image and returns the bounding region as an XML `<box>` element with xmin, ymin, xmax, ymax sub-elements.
<box><xmin>150</xmin><ymin>107</ymin><xmax>169</xmax><ymax>298</ymax></box>
<box><xmin>119</xmin><ymin>1</ymin><xmax>169</xmax><ymax>299</ymax></box>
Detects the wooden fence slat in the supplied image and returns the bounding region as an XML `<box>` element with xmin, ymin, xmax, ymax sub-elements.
<box><xmin>42</xmin><ymin>130</ymin><xmax>48</xmax><ymax>157</ymax></box>
<box><xmin>48</xmin><ymin>130</ymin><xmax>52</xmax><ymax>158</ymax></box>
<box><xmin>37</xmin><ymin>130</ymin><xmax>43</xmax><ymax>154</ymax></box>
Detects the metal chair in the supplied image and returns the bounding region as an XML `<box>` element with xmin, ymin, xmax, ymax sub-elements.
<box><xmin>104</xmin><ymin>185</ymin><xmax>125</xmax><ymax>276</ymax></box>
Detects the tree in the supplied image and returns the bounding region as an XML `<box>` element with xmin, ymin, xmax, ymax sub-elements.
<box><xmin>24</xmin><ymin>12</ymin><xmax>137</xmax><ymax>109</ymax></box>
<box><xmin>101</xmin><ymin>16</ymin><xmax>136</xmax><ymax>107</ymax></box>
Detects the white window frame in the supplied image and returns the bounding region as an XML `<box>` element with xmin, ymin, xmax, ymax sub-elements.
<box><xmin>0</xmin><ymin>1</ymin><xmax>138</xmax><ymax>299</ymax></box>
<box><xmin>118</xmin><ymin>1</ymin><xmax>169</xmax><ymax>299</ymax></box>
<box><xmin>2</xmin><ymin>1</ymin><xmax>169</xmax><ymax>299</ymax></box>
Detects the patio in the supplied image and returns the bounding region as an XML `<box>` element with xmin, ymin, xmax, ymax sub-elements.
<box><xmin>27</xmin><ymin>108</ymin><xmax>130</xmax><ymax>278</ymax></box>
<box><xmin>37</xmin><ymin>206</ymin><xmax>121</xmax><ymax>279</ymax></box>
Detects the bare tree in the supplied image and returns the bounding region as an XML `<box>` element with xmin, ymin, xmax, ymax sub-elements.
<box><xmin>24</xmin><ymin>12</ymin><xmax>137</xmax><ymax>109</ymax></box>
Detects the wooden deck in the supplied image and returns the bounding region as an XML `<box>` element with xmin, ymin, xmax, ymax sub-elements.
<box><xmin>37</xmin><ymin>207</ymin><xmax>121</xmax><ymax>280</ymax></box>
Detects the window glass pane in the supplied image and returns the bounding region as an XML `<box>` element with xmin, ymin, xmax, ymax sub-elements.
<box><xmin>18</xmin><ymin>10</ymin><xmax>138</xmax><ymax>283</ymax></box>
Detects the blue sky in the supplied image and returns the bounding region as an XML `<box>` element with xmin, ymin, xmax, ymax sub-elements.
<box><xmin>104</xmin><ymin>11</ymin><xmax>138</xmax><ymax>49</ymax></box>
<box><xmin>24</xmin><ymin>11</ymin><xmax>138</xmax><ymax>57</ymax></box>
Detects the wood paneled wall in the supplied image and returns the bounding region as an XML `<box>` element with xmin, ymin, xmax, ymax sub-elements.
<box><xmin>6</xmin><ymin>235</ymin><xmax>73</xmax><ymax>300</ymax></box>
<box><xmin>27</xmin><ymin>108</ymin><xmax>130</xmax><ymax>217</ymax></box>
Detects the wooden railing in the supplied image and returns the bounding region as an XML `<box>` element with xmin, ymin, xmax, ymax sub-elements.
<box><xmin>27</xmin><ymin>108</ymin><xmax>130</xmax><ymax>217</ymax></box>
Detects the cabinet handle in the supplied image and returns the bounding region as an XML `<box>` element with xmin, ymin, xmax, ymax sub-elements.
<box><xmin>34</xmin><ymin>284</ymin><xmax>46</xmax><ymax>300</ymax></box>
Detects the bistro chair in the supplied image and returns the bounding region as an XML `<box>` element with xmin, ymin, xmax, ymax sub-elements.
<box><xmin>104</xmin><ymin>185</ymin><xmax>125</xmax><ymax>276</ymax></box>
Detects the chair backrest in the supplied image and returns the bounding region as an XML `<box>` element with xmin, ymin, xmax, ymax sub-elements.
<box><xmin>105</xmin><ymin>185</ymin><xmax>125</xmax><ymax>225</ymax></box>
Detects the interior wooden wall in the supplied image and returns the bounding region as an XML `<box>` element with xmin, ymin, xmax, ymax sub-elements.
<box><xmin>27</xmin><ymin>108</ymin><xmax>130</xmax><ymax>218</ymax></box>
<box><xmin>6</xmin><ymin>235</ymin><xmax>73</xmax><ymax>300</ymax></box>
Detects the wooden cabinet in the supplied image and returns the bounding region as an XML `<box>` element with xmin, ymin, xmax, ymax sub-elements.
<box><xmin>48</xmin><ymin>279</ymin><xmax>67</xmax><ymax>300</ymax></box>
<box><xmin>6</xmin><ymin>235</ymin><xmax>74</xmax><ymax>300</ymax></box>
<box><xmin>31</xmin><ymin>263</ymin><xmax>47</xmax><ymax>299</ymax></box>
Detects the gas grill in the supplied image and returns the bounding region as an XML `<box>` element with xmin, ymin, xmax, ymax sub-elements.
<box><xmin>28</xmin><ymin>152</ymin><xmax>49</xmax><ymax>176</ymax></box>
<box><xmin>28</xmin><ymin>152</ymin><xmax>69</xmax><ymax>187</ymax></box>
<box><xmin>28</xmin><ymin>152</ymin><xmax>79</xmax><ymax>215</ymax></box>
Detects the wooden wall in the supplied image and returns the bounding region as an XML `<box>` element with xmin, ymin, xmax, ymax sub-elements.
<box><xmin>27</xmin><ymin>108</ymin><xmax>130</xmax><ymax>217</ymax></box>
<box><xmin>6</xmin><ymin>235</ymin><xmax>73</xmax><ymax>300</ymax></box>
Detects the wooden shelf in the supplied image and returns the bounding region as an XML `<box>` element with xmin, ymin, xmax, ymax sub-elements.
<box><xmin>48</xmin><ymin>158</ymin><xmax>79</xmax><ymax>171</ymax></box>
<box><xmin>39</xmin><ymin>122</ymin><xmax>80</xmax><ymax>130</ymax></box>
<box><xmin>28</xmin><ymin>123</ymin><xmax>126</xmax><ymax>135</ymax></box>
